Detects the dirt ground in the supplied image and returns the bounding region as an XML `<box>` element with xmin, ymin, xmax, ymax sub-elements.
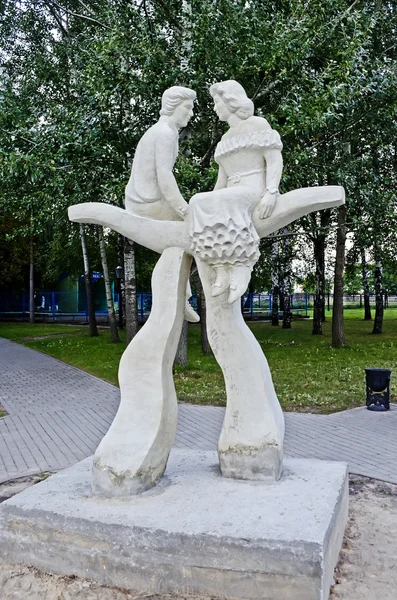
<box><xmin>329</xmin><ymin>476</ymin><xmax>397</xmax><ymax>600</ymax></box>
<box><xmin>0</xmin><ymin>475</ymin><xmax>396</xmax><ymax>599</ymax></box>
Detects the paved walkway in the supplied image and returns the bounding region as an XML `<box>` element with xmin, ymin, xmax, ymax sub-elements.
<box><xmin>1</xmin><ymin>337</ymin><xmax>397</xmax><ymax>484</ymax></box>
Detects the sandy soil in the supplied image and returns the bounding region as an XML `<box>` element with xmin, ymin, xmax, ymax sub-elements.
<box><xmin>330</xmin><ymin>476</ymin><xmax>397</xmax><ymax>599</ymax></box>
<box><xmin>1</xmin><ymin>475</ymin><xmax>397</xmax><ymax>599</ymax></box>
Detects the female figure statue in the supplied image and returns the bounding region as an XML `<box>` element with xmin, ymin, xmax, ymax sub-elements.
<box><xmin>189</xmin><ymin>80</ymin><xmax>283</xmax><ymax>304</ymax></box>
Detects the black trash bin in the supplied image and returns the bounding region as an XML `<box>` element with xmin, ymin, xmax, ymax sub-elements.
<box><xmin>365</xmin><ymin>368</ymin><xmax>391</xmax><ymax>411</ymax></box>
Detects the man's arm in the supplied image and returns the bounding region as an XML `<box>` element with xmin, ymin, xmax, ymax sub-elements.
<box><xmin>155</xmin><ymin>132</ymin><xmax>189</xmax><ymax>218</ymax></box>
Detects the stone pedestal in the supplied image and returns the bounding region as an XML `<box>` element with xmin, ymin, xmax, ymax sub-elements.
<box><xmin>0</xmin><ymin>450</ymin><xmax>348</xmax><ymax>600</ymax></box>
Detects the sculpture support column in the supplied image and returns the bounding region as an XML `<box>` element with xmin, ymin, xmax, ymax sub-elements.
<box><xmin>92</xmin><ymin>247</ymin><xmax>191</xmax><ymax>496</ymax></box>
<box><xmin>196</xmin><ymin>259</ymin><xmax>285</xmax><ymax>481</ymax></box>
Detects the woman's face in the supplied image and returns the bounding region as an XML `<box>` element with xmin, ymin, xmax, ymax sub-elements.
<box><xmin>213</xmin><ymin>94</ymin><xmax>231</xmax><ymax>122</ymax></box>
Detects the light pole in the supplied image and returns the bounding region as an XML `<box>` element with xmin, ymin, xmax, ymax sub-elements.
<box><xmin>115</xmin><ymin>265</ymin><xmax>124</xmax><ymax>330</ymax></box>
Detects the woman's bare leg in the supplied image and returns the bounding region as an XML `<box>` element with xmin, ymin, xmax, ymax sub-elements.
<box><xmin>211</xmin><ymin>265</ymin><xmax>230</xmax><ymax>297</ymax></box>
<box><xmin>228</xmin><ymin>264</ymin><xmax>252</xmax><ymax>304</ymax></box>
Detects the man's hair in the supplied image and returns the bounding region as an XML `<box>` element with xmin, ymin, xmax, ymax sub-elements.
<box><xmin>160</xmin><ymin>86</ymin><xmax>196</xmax><ymax>116</ymax></box>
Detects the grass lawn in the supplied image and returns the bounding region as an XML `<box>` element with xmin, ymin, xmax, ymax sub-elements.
<box><xmin>1</xmin><ymin>309</ymin><xmax>396</xmax><ymax>413</ymax></box>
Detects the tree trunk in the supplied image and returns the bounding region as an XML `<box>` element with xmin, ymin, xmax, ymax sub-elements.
<box><xmin>282</xmin><ymin>291</ymin><xmax>291</xmax><ymax>329</ymax></box>
<box><xmin>271</xmin><ymin>286</ymin><xmax>279</xmax><ymax>326</ymax></box>
<box><xmin>174</xmin><ymin>320</ymin><xmax>188</xmax><ymax>367</ymax></box>
<box><xmin>270</xmin><ymin>237</ymin><xmax>279</xmax><ymax>326</ymax></box>
<box><xmin>278</xmin><ymin>278</ymin><xmax>285</xmax><ymax>313</ymax></box>
<box><xmin>98</xmin><ymin>227</ymin><xmax>120</xmax><ymax>343</ymax></box>
<box><xmin>321</xmin><ymin>292</ymin><xmax>326</xmax><ymax>322</ymax></box>
<box><xmin>29</xmin><ymin>236</ymin><xmax>35</xmax><ymax>324</ymax></box>
<box><xmin>192</xmin><ymin>267</ymin><xmax>211</xmax><ymax>355</ymax></box>
<box><xmin>124</xmin><ymin>238</ymin><xmax>139</xmax><ymax>344</ymax></box>
<box><xmin>361</xmin><ymin>247</ymin><xmax>372</xmax><ymax>320</ymax></box>
<box><xmin>332</xmin><ymin>205</ymin><xmax>347</xmax><ymax>347</ymax></box>
<box><xmin>372</xmin><ymin>256</ymin><xmax>383</xmax><ymax>334</ymax></box>
<box><xmin>281</xmin><ymin>227</ymin><xmax>292</xmax><ymax>329</ymax></box>
<box><xmin>117</xmin><ymin>235</ymin><xmax>124</xmax><ymax>329</ymax></box>
<box><xmin>79</xmin><ymin>224</ymin><xmax>98</xmax><ymax>337</ymax></box>
<box><xmin>312</xmin><ymin>236</ymin><xmax>326</xmax><ymax>335</ymax></box>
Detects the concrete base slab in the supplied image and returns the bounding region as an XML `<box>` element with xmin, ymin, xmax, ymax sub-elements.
<box><xmin>0</xmin><ymin>450</ymin><xmax>348</xmax><ymax>600</ymax></box>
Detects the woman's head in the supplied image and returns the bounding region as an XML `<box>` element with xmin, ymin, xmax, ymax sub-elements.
<box><xmin>210</xmin><ymin>80</ymin><xmax>254</xmax><ymax>121</ymax></box>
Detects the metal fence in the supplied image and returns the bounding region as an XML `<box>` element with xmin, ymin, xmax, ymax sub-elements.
<box><xmin>308</xmin><ymin>293</ymin><xmax>397</xmax><ymax>311</ymax></box>
<box><xmin>241</xmin><ymin>292</ymin><xmax>309</xmax><ymax>319</ymax></box>
<box><xmin>0</xmin><ymin>290</ymin><xmax>155</xmax><ymax>323</ymax></box>
<box><xmin>0</xmin><ymin>290</ymin><xmax>394</xmax><ymax>322</ymax></box>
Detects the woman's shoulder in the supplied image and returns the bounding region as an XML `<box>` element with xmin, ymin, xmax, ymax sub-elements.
<box><xmin>221</xmin><ymin>117</ymin><xmax>271</xmax><ymax>142</ymax></box>
<box><xmin>241</xmin><ymin>116</ymin><xmax>272</xmax><ymax>133</ymax></box>
<box><xmin>215</xmin><ymin>118</ymin><xmax>282</xmax><ymax>161</ymax></box>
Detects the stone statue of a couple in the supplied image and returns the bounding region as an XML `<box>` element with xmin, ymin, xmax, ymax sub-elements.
<box><xmin>69</xmin><ymin>80</ymin><xmax>344</xmax><ymax>497</ymax></box>
<box><xmin>125</xmin><ymin>81</ymin><xmax>283</xmax><ymax>305</ymax></box>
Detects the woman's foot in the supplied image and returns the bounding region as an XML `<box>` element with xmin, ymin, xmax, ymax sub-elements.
<box><xmin>211</xmin><ymin>267</ymin><xmax>230</xmax><ymax>297</ymax></box>
<box><xmin>228</xmin><ymin>265</ymin><xmax>252</xmax><ymax>304</ymax></box>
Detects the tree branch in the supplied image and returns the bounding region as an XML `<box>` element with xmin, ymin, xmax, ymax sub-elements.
<box><xmin>310</xmin><ymin>115</ymin><xmax>365</xmax><ymax>150</ymax></box>
<box><xmin>0</xmin><ymin>128</ymin><xmax>38</xmax><ymax>147</ymax></box>
<box><xmin>199</xmin><ymin>138</ymin><xmax>219</xmax><ymax>166</ymax></box>
<box><xmin>253</xmin><ymin>78</ymin><xmax>281</xmax><ymax>102</ymax></box>
<box><xmin>76</xmin><ymin>0</ymin><xmax>96</xmax><ymax>16</ymax></box>
<box><xmin>48</xmin><ymin>0</ymin><xmax>112</xmax><ymax>30</ymax></box>
<box><xmin>43</xmin><ymin>1</ymin><xmax>70</xmax><ymax>38</ymax></box>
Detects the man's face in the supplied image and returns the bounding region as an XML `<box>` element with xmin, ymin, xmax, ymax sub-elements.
<box><xmin>172</xmin><ymin>99</ymin><xmax>194</xmax><ymax>128</ymax></box>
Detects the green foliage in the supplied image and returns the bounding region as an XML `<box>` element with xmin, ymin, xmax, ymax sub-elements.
<box><xmin>0</xmin><ymin>0</ymin><xmax>396</xmax><ymax>292</ymax></box>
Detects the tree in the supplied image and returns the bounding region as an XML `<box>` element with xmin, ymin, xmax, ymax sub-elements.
<box><xmin>124</xmin><ymin>239</ymin><xmax>139</xmax><ymax>344</ymax></box>
<box><xmin>360</xmin><ymin>248</ymin><xmax>372</xmax><ymax>321</ymax></box>
<box><xmin>79</xmin><ymin>224</ymin><xmax>98</xmax><ymax>337</ymax></box>
<box><xmin>270</xmin><ymin>236</ymin><xmax>280</xmax><ymax>326</ymax></box>
<box><xmin>332</xmin><ymin>205</ymin><xmax>347</xmax><ymax>346</ymax></box>
<box><xmin>279</xmin><ymin>227</ymin><xmax>295</xmax><ymax>329</ymax></box>
<box><xmin>372</xmin><ymin>245</ymin><xmax>384</xmax><ymax>335</ymax></box>
<box><xmin>174</xmin><ymin>321</ymin><xmax>188</xmax><ymax>367</ymax></box>
<box><xmin>98</xmin><ymin>226</ymin><xmax>120</xmax><ymax>343</ymax></box>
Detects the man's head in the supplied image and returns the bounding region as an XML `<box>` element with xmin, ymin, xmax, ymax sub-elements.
<box><xmin>160</xmin><ymin>86</ymin><xmax>196</xmax><ymax>128</ymax></box>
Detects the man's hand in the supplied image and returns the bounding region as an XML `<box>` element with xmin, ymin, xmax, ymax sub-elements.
<box><xmin>175</xmin><ymin>202</ymin><xmax>189</xmax><ymax>219</ymax></box>
<box><xmin>259</xmin><ymin>190</ymin><xmax>278</xmax><ymax>219</ymax></box>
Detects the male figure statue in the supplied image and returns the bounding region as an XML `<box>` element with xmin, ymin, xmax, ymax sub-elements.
<box><xmin>125</xmin><ymin>86</ymin><xmax>196</xmax><ymax>221</ymax></box>
<box><xmin>125</xmin><ymin>86</ymin><xmax>198</xmax><ymax>322</ymax></box>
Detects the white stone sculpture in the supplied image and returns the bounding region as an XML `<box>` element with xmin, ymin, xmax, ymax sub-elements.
<box><xmin>125</xmin><ymin>85</ymin><xmax>199</xmax><ymax>324</ymax></box>
<box><xmin>125</xmin><ymin>86</ymin><xmax>195</xmax><ymax>220</ymax></box>
<box><xmin>69</xmin><ymin>81</ymin><xmax>345</xmax><ymax>496</ymax></box>
<box><xmin>190</xmin><ymin>81</ymin><xmax>283</xmax><ymax>304</ymax></box>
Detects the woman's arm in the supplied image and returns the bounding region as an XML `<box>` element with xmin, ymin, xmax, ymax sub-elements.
<box><xmin>214</xmin><ymin>165</ymin><xmax>228</xmax><ymax>190</ymax></box>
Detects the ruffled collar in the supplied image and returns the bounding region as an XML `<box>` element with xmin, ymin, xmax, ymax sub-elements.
<box><xmin>215</xmin><ymin>129</ymin><xmax>282</xmax><ymax>162</ymax></box>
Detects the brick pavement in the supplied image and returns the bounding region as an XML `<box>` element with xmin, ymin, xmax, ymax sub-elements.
<box><xmin>1</xmin><ymin>337</ymin><xmax>397</xmax><ymax>484</ymax></box>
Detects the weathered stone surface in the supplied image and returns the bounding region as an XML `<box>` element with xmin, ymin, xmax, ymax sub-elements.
<box><xmin>0</xmin><ymin>563</ymin><xmax>219</xmax><ymax>599</ymax></box>
<box><xmin>0</xmin><ymin>450</ymin><xmax>348</xmax><ymax>600</ymax></box>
